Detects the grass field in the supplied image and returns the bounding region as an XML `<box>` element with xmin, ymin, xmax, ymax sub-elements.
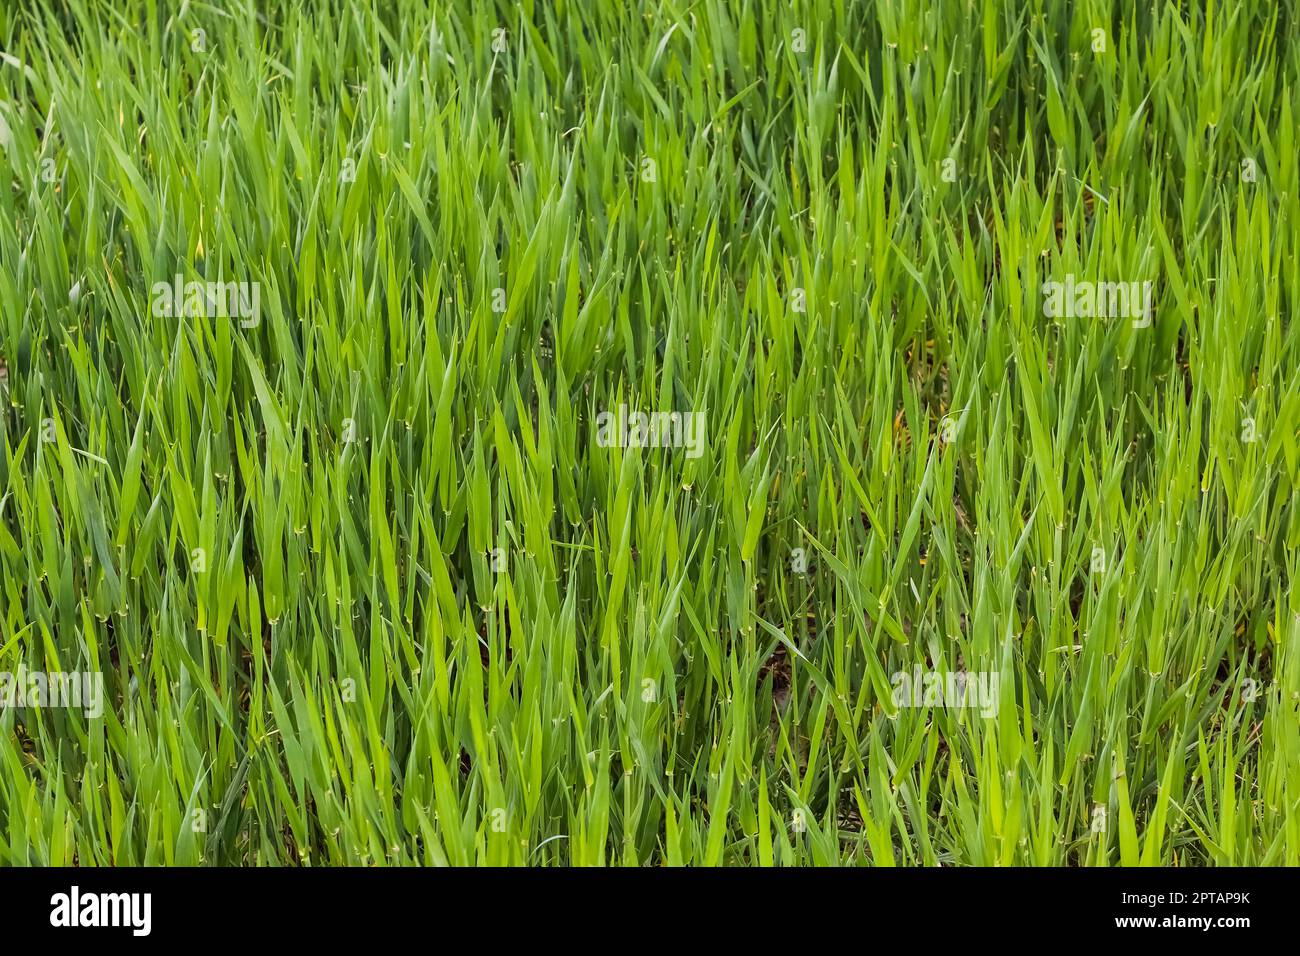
<box><xmin>0</xmin><ymin>0</ymin><xmax>1297</xmax><ymax>866</ymax></box>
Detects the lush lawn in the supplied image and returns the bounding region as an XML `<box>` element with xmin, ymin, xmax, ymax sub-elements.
<box><xmin>0</xmin><ymin>0</ymin><xmax>1296</xmax><ymax>865</ymax></box>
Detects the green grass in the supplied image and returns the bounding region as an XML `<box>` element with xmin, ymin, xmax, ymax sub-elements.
<box><xmin>0</xmin><ymin>0</ymin><xmax>1297</xmax><ymax>866</ymax></box>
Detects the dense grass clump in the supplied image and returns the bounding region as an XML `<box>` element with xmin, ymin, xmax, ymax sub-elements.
<box><xmin>0</xmin><ymin>0</ymin><xmax>1297</xmax><ymax>865</ymax></box>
